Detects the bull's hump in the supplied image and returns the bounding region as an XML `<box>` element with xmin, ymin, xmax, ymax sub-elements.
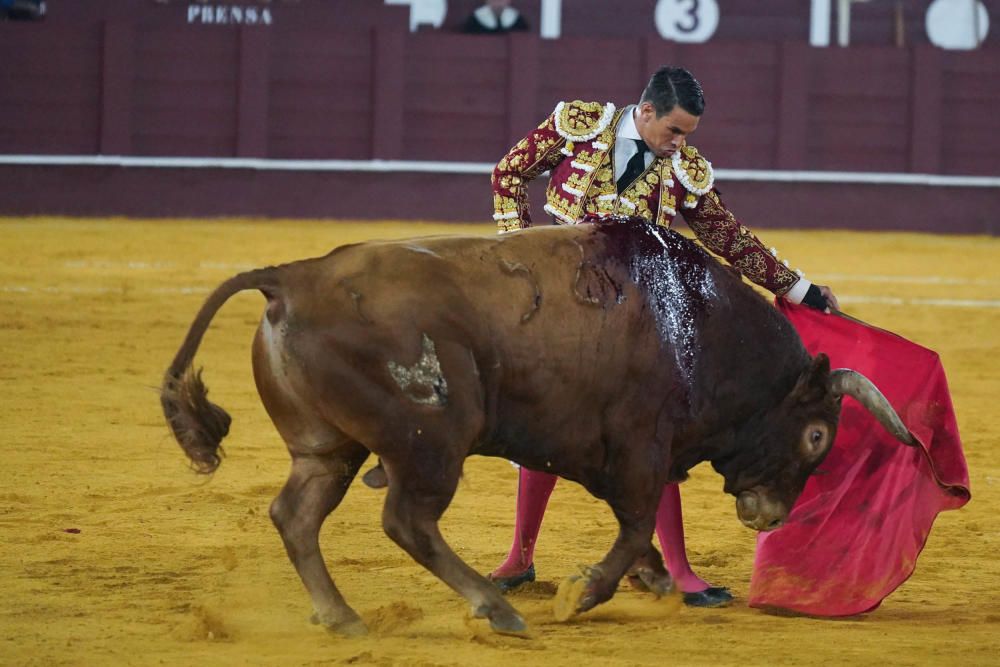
<box><xmin>592</xmin><ymin>217</ymin><xmax>722</xmax><ymax>389</ymax></box>
<box><xmin>589</xmin><ymin>218</ymin><xmax>718</xmax><ymax>299</ymax></box>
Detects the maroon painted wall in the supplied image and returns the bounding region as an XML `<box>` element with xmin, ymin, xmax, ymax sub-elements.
<box><xmin>3</xmin><ymin>10</ymin><xmax>998</xmax><ymax>173</ymax></box>
<box><xmin>0</xmin><ymin>0</ymin><xmax>998</xmax><ymax>231</ymax></box>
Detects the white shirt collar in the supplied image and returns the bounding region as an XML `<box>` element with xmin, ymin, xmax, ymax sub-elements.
<box><xmin>612</xmin><ymin>104</ymin><xmax>653</xmax><ymax>182</ymax></box>
<box><xmin>617</xmin><ymin>105</ymin><xmax>642</xmax><ymax>141</ymax></box>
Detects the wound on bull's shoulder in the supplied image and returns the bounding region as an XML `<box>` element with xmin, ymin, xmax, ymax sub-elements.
<box><xmin>570</xmin><ymin>238</ymin><xmax>625</xmax><ymax>308</ymax></box>
<box><xmin>386</xmin><ymin>333</ymin><xmax>449</xmax><ymax>406</ymax></box>
<box><xmin>574</xmin><ymin>261</ymin><xmax>625</xmax><ymax>307</ymax></box>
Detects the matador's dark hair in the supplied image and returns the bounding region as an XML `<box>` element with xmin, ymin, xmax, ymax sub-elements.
<box><xmin>639</xmin><ymin>66</ymin><xmax>705</xmax><ymax>117</ymax></box>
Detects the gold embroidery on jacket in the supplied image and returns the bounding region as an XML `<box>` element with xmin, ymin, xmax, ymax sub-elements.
<box><xmin>674</xmin><ymin>145</ymin><xmax>714</xmax><ymax>194</ymax></box>
<box><xmin>556</xmin><ymin>101</ymin><xmax>615</xmax><ymax>140</ymax></box>
<box><xmin>733</xmin><ymin>254</ymin><xmax>768</xmax><ymax>284</ymax></box>
<box><xmin>544</xmin><ymin>109</ymin><xmax>623</xmax><ymax>223</ymax></box>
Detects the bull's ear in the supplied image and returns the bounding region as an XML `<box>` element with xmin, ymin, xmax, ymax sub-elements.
<box><xmin>812</xmin><ymin>353</ymin><xmax>831</xmax><ymax>376</ymax></box>
<box><xmin>790</xmin><ymin>353</ymin><xmax>831</xmax><ymax>404</ymax></box>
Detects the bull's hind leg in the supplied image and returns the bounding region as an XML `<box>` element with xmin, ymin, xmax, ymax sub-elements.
<box><xmin>380</xmin><ymin>456</ymin><xmax>528</xmax><ymax>635</ymax></box>
<box><xmin>269</xmin><ymin>443</ymin><xmax>370</xmax><ymax>636</ymax></box>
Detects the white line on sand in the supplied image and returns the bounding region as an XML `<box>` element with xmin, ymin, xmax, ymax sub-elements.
<box><xmin>813</xmin><ymin>273</ymin><xmax>998</xmax><ymax>286</ymax></box>
<box><xmin>2</xmin><ymin>285</ymin><xmax>211</xmax><ymax>295</ymax></box>
<box><xmin>838</xmin><ymin>295</ymin><xmax>1000</xmax><ymax>308</ymax></box>
<box><xmin>62</xmin><ymin>260</ymin><xmax>256</xmax><ymax>271</ymax></box>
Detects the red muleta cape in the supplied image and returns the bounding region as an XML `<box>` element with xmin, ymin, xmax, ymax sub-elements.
<box><xmin>748</xmin><ymin>301</ymin><xmax>971</xmax><ymax>616</ymax></box>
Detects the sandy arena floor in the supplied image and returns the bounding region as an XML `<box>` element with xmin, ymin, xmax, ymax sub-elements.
<box><xmin>1</xmin><ymin>217</ymin><xmax>998</xmax><ymax>666</ymax></box>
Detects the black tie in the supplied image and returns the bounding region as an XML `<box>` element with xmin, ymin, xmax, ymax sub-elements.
<box><xmin>616</xmin><ymin>139</ymin><xmax>649</xmax><ymax>194</ymax></box>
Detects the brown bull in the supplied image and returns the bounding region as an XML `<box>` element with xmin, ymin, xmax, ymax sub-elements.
<box><xmin>161</xmin><ymin>217</ymin><xmax>913</xmax><ymax>636</ymax></box>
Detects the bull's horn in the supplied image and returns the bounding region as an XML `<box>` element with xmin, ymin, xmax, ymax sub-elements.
<box><xmin>829</xmin><ymin>369</ymin><xmax>917</xmax><ymax>446</ymax></box>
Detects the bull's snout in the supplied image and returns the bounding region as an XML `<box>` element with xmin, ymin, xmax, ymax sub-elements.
<box><xmin>736</xmin><ymin>490</ymin><xmax>787</xmax><ymax>531</ymax></box>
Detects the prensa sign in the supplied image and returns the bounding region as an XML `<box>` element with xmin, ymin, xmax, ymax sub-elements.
<box><xmin>186</xmin><ymin>4</ymin><xmax>274</xmax><ymax>25</ymax></box>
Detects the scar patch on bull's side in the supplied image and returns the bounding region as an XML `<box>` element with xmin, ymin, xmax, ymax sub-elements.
<box><xmin>338</xmin><ymin>278</ymin><xmax>371</xmax><ymax>324</ymax></box>
<box><xmin>498</xmin><ymin>258</ymin><xmax>541</xmax><ymax>323</ymax></box>
<box><xmin>387</xmin><ymin>334</ymin><xmax>449</xmax><ymax>406</ymax></box>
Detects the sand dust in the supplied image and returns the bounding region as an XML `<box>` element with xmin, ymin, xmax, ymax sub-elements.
<box><xmin>1</xmin><ymin>217</ymin><xmax>998</xmax><ymax>666</ymax></box>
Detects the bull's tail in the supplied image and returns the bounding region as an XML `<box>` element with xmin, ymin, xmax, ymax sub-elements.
<box><xmin>160</xmin><ymin>267</ymin><xmax>281</xmax><ymax>474</ymax></box>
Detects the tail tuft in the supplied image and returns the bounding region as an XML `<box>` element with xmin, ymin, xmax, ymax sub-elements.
<box><xmin>161</xmin><ymin>367</ymin><xmax>232</xmax><ymax>474</ymax></box>
<box><xmin>160</xmin><ymin>267</ymin><xmax>278</xmax><ymax>472</ymax></box>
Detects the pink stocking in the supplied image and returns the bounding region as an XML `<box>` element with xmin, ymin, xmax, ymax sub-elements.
<box><xmin>491</xmin><ymin>467</ymin><xmax>557</xmax><ymax>577</ymax></box>
<box><xmin>655</xmin><ymin>483</ymin><xmax>711</xmax><ymax>593</ymax></box>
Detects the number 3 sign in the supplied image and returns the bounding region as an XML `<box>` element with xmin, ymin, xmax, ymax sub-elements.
<box><xmin>655</xmin><ymin>0</ymin><xmax>720</xmax><ymax>42</ymax></box>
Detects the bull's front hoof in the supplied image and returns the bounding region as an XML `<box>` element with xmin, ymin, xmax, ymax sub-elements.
<box><xmin>624</xmin><ymin>568</ymin><xmax>673</xmax><ymax>597</ymax></box>
<box><xmin>310</xmin><ymin>611</ymin><xmax>369</xmax><ymax>637</ymax></box>
<box><xmin>489</xmin><ymin>609</ymin><xmax>529</xmax><ymax>636</ymax></box>
<box><xmin>553</xmin><ymin>575</ymin><xmax>592</xmax><ymax>621</ymax></box>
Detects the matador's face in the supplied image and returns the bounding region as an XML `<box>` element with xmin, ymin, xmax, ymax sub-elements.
<box><xmin>635</xmin><ymin>103</ymin><xmax>700</xmax><ymax>159</ymax></box>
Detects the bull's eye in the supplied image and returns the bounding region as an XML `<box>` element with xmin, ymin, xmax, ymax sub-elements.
<box><xmin>801</xmin><ymin>422</ymin><xmax>829</xmax><ymax>459</ymax></box>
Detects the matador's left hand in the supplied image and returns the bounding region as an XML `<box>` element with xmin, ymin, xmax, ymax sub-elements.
<box><xmin>818</xmin><ymin>285</ymin><xmax>840</xmax><ymax>312</ymax></box>
<box><xmin>802</xmin><ymin>284</ymin><xmax>840</xmax><ymax>313</ymax></box>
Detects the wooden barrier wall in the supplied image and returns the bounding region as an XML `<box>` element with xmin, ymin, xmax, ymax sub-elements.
<box><xmin>3</xmin><ymin>19</ymin><xmax>998</xmax><ymax>174</ymax></box>
<box><xmin>0</xmin><ymin>2</ymin><xmax>997</xmax><ymax>231</ymax></box>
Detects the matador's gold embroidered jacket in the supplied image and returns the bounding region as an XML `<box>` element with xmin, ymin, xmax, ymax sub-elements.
<box><xmin>492</xmin><ymin>100</ymin><xmax>802</xmax><ymax>296</ymax></box>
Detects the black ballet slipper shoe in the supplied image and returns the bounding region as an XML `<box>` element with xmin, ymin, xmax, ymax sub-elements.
<box><xmin>488</xmin><ymin>564</ymin><xmax>536</xmax><ymax>593</ymax></box>
<box><xmin>683</xmin><ymin>586</ymin><xmax>734</xmax><ymax>608</ymax></box>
